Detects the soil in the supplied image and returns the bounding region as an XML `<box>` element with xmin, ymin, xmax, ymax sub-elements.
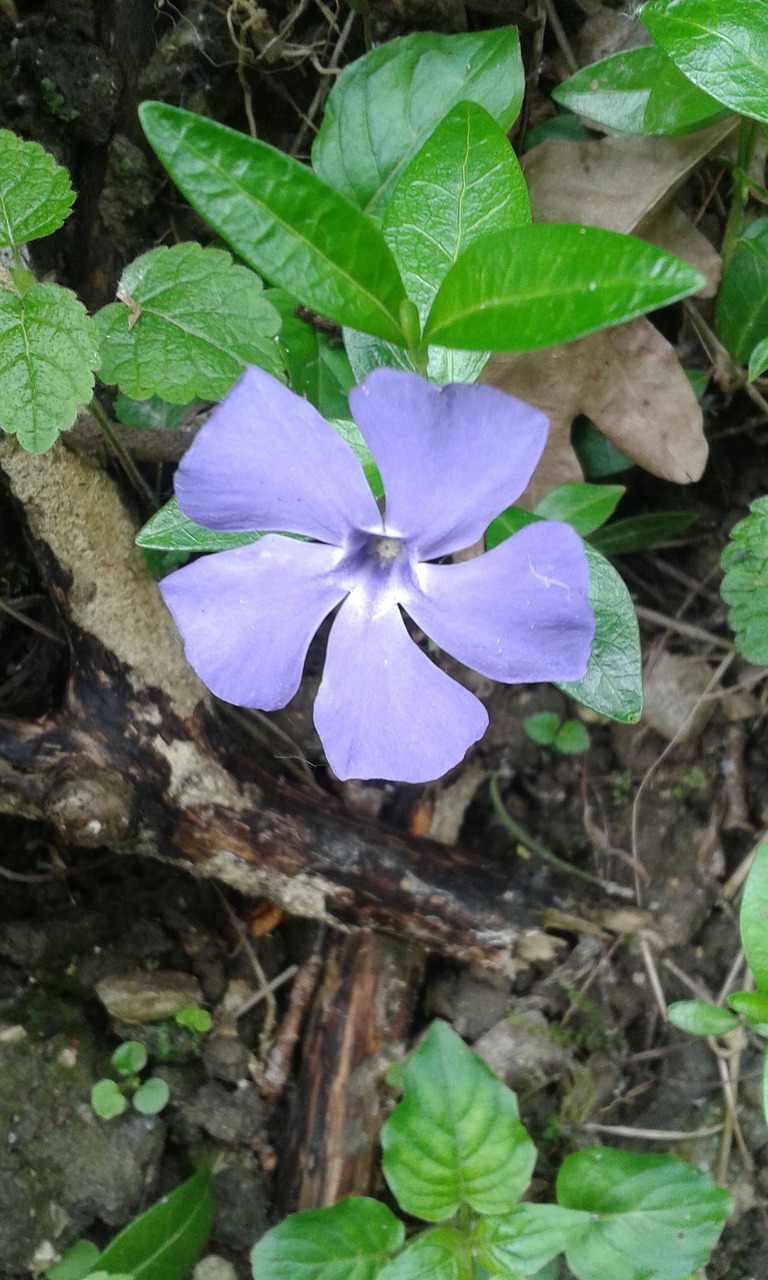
<box><xmin>0</xmin><ymin>3</ymin><xmax>767</xmax><ymax>1279</ymax></box>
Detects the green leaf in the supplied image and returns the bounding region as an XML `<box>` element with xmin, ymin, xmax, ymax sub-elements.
<box><xmin>312</xmin><ymin>28</ymin><xmax>524</xmax><ymax>215</ymax></box>
<box><xmin>424</xmin><ymin>225</ymin><xmax>705</xmax><ymax>351</ymax></box>
<box><xmin>269</xmin><ymin>290</ymin><xmax>355</xmax><ymax>420</ymax></box>
<box><xmin>666</xmin><ymin>1000</ymin><xmax>740</xmax><ymax>1036</ymax></box>
<box><xmin>748</xmin><ymin>334</ymin><xmax>768</xmax><ymax>381</ymax></box>
<box><xmin>556</xmin><ymin>546</ymin><xmax>642</xmax><ymax>724</ymax></box>
<box><xmin>572</xmin><ymin>418</ymin><xmax>632</xmax><ymax>480</ymax></box>
<box><xmin>641</xmin><ymin>0</ymin><xmax>768</xmax><ymax>125</ymax></box>
<box><xmin>716</xmin><ymin>218</ymin><xmax>768</xmax><ymax>364</ymax></box>
<box><xmin>588</xmin><ymin>510</ymin><xmax>697</xmax><ymax>556</ymax></box>
<box><xmin>114</xmin><ymin>392</ymin><xmax>190</xmax><ymax>430</ymax></box>
<box><xmin>475</xmin><ymin>1204</ymin><xmax>589</xmax><ymax>1276</ymax></box>
<box><xmin>727</xmin><ymin>989</ymin><xmax>768</xmax><ymax>1031</ymax></box>
<box><xmin>0</xmin><ymin>127</ymin><xmax>75</xmax><ymax>247</ymax></box>
<box><xmin>720</xmin><ymin>496</ymin><xmax>768</xmax><ymax>662</ymax></box>
<box><xmin>112</xmin><ymin>1041</ymin><xmax>147</xmax><ymax>1076</ymax></box>
<box><xmin>329</xmin><ymin>419</ymin><xmax>383</xmax><ymax>501</ymax></box>
<box><xmin>250</xmin><ymin>1198</ymin><xmax>404</xmax><ymax>1280</ymax></box>
<box><xmin>381</xmin><ymin>1019</ymin><xmax>536</xmax><ymax>1222</ymax></box>
<box><xmin>98</xmin><ymin>1165</ymin><xmax>214</xmax><ymax>1280</ymax></box>
<box><xmin>534</xmin><ymin>484</ymin><xmax>625</xmax><ymax>536</ymax></box>
<box><xmin>377</xmin><ymin>1229</ymin><xmax>470</xmax><ymax>1280</ymax></box>
<box><xmin>553</xmin><ymin>720</ymin><xmax>590</xmax><ymax>755</ymax></box>
<box><xmin>46</xmin><ymin>1240</ymin><xmax>102</xmax><ymax>1280</ymax></box>
<box><xmin>139</xmin><ymin>103</ymin><xmax>409</xmax><ymax>345</ymax></box>
<box><xmin>135</xmin><ymin>496</ymin><xmax>262</xmax><ymax>554</ymax></box>
<box><xmin>342</xmin><ymin>326</ymin><xmax>487</xmax><ymax>387</ymax></box>
<box><xmin>523</xmin><ymin>711</ymin><xmax>560</xmax><ymax>747</ymax></box>
<box><xmin>95</xmin><ymin>243</ymin><xmax>283</xmax><ymax>402</ymax></box>
<box><xmin>763</xmin><ymin>1048</ymin><xmax>768</xmax><ymax>1125</ymax></box>
<box><xmin>485</xmin><ymin>505</ymin><xmax>538</xmax><ymax>549</ymax></box>
<box><xmin>90</xmin><ymin>1080</ymin><xmax>127</xmax><ymax>1120</ymax></box>
<box><xmin>0</xmin><ymin>280</ymin><xmax>98</xmax><ymax>452</ymax></box>
<box><xmin>557</xmin><ymin>1149</ymin><xmax>731</xmax><ymax>1280</ymax></box>
<box><xmin>741</xmin><ymin>842</ymin><xmax>768</xmax><ymax>992</ymax></box>
<box><xmin>383</xmin><ymin>101</ymin><xmax>530</xmax><ymax>329</ymax></box>
<box><xmin>552</xmin><ymin>45</ymin><xmax>726</xmax><ymax>136</ymax></box>
<box><xmin>133</xmin><ymin>1078</ymin><xmax>170</xmax><ymax>1115</ymax></box>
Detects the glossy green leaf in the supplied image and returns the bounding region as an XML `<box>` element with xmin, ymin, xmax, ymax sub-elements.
<box><xmin>46</xmin><ymin>1240</ymin><xmax>102</xmax><ymax>1280</ymax></box>
<box><xmin>485</xmin><ymin>505</ymin><xmax>538</xmax><ymax>549</ymax></box>
<box><xmin>727</xmin><ymin>989</ymin><xmax>768</xmax><ymax>1031</ymax></box>
<box><xmin>0</xmin><ymin>280</ymin><xmax>98</xmax><ymax>452</ymax></box>
<box><xmin>381</xmin><ymin>1019</ymin><xmax>536</xmax><ymax>1222</ymax></box>
<box><xmin>342</xmin><ymin>326</ymin><xmax>487</xmax><ymax>386</ymax></box>
<box><xmin>114</xmin><ymin>392</ymin><xmax>190</xmax><ymax>430</ymax></box>
<box><xmin>329</xmin><ymin>419</ymin><xmax>383</xmax><ymax>500</ymax></box>
<box><xmin>534</xmin><ymin>483</ymin><xmax>625</xmax><ymax>536</ymax></box>
<box><xmin>377</xmin><ymin>1229</ymin><xmax>469</xmax><ymax>1280</ymax></box>
<box><xmin>557</xmin><ymin>1149</ymin><xmax>731</xmax><ymax>1280</ymax></box>
<box><xmin>90</xmin><ymin>1080</ymin><xmax>127</xmax><ymax>1120</ymax></box>
<box><xmin>96</xmin><ymin>243</ymin><xmax>282</xmax><ymax>401</ymax></box>
<box><xmin>250</xmin><ymin>1198</ymin><xmax>404</xmax><ymax>1280</ymax></box>
<box><xmin>476</xmin><ymin>1204</ymin><xmax>589</xmax><ymax>1276</ymax></box>
<box><xmin>0</xmin><ymin>127</ymin><xmax>75</xmax><ymax>247</ymax></box>
<box><xmin>553</xmin><ymin>45</ymin><xmax>726</xmax><ymax>136</ymax></box>
<box><xmin>383</xmin><ymin>101</ymin><xmax>529</xmax><ymax>328</ymax></box>
<box><xmin>748</xmin><ymin>335</ymin><xmax>768</xmax><ymax>381</ymax></box>
<box><xmin>572</xmin><ymin>418</ymin><xmax>632</xmax><ymax>479</ymax></box>
<box><xmin>716</xmin><ymin>218</ymin><xmax>768</xmax><ymax>364</ymax></box>
<box><xmin>269</xmin><ymin>289</ymin><xmax>354</xmax><ymax>419</ymax></box>
<box><xmin>98</xmin><ymin>1165</ymin><xmax>214</xmax><ymax>1280</ymax></box>
<box><xmin>556</xmin><ymin>546</ymin><xmax>642</xmax><ymax>724</ymax></box>
<box><xmin>424</xmin><ymin>225</ymin><xmax>704</xmax><ymax>351</ymax></box>
<box><xmin>135</xmin><ymin>496</ymin><xmax>262</xmax><ymax>554</ymax></box>
<box><xmin>312</xmin><ymin>28</ymin><xmax>524</xmax><ymax>215</ymax></box>
<box><xmin>133</xmin><ymin>1078</ymin><xmax>170</xmax><ymax>1115</ymax></box>
<box><xmin>741</xmin><ymin>842</ymin><xmax>768</xmax><ymax>993</ymax></box>
<box><xmin>139</xmin><ymin>103</ymin><xmax>408</xmax><ymax>344</ymax></box>
<box><xmin>720</xmin><ymin>496</ymin><xmax>768</xmax><ymax>662</ymax></box>
<box><xmin>666</xmin><ymin>1000</ymin><xmax>740</xmax><ymax>1036</ymax></box>
<box><xmin>588</xmin><ymin>510</ymin><xmax>697</xmax><ymax>556</ymax></box>
<box><xmin>642</xmin><ymin>0</ymin><xmax>768</xmax><ymax>125</ymax></box>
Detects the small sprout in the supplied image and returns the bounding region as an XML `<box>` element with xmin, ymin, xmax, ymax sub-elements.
<box><xmin>523</xmin><ymin>711</ymin><xmax>590</xmax><ymax>755</ymax></box>
<box><xmin>90</xmin><ymin>1079</ymin><xmax>128</xmax><ymax>1120</ymax></box>
<box><xmin>132</xmin><ymin>1077</ymin><xmax>170</xmax><ymax>1116</ymax></box>
<box><xmin>91</xmin><ymin>1040</ymin><xmax>170</xmax><ymax>1120</ymax></box>
<box><xmin>174</xmin><ymin>1003</ymin><xmax>213</xmax><ymax>1035</ymax></box>
<box><xmin>111</xmin><ymin>1040</ymin><xmax>147</xmax><ymax>1076</ymax></box>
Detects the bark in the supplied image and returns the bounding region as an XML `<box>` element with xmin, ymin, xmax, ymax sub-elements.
<box><xmin>0</xmin><ymin>437</ymin><xmax>577</xmax><ymax>971</ymax></box>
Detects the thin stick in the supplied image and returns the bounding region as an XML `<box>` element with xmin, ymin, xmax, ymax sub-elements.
<box><xmin>634</xmin><ymin>604</ymin><xmax>734</xmax><ymax>652</ymax></box>
<box><xmin>581</xmin><ymin>1121</ymin><xmax>723</xmax><ymax>1141</ymax></box>
<box><xmin>0</xmin><ymin>596</ymin><xmax>65</xmax><ymax>645</ymax></box>
<box><xmin>88</xmin><ymin>399</ymin><xmax>158</xmax><ymax>510</ymax></box>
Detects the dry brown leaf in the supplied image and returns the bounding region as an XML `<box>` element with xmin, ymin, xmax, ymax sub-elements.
<box><xmin>481</xmin><ymin>319</ymin><xmax>708</xmax><ymax>508</ymax></box>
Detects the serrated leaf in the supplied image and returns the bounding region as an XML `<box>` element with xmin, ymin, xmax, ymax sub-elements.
<box><xmin>588</xmin><ymin>510</ymin><xmax>697</xmax><ymax>555</ymax></box>
<box><xmin>269</xmin><ymin>289</ymin><xmax>355</xmax><ymax>419</ymax></box>
<box><xmin>716</xmin><ymin>218</ymin><xmax>768</xmax><ymax>365</ymax></box>
<box><xmin>97</xmin><ymin>1165</ymin><xmax>214</xmax><ymax>1280</ymax></box>
<box><xmin>312</xmin><ymin>28</ymin><xmax>524</xmax><ymax>215</ymax></box>
<box><xmin>136</xmin><ymin>496</ymin><xmax>262</xmax><ymax>554</ymax></box>
<box><xmin>0</xmin><ymin>128</ymin><xmax>75</xmax><ymax>247</ymax></box>
<box><xmin>720</xmin><ymin>496</ymin><xmax>768</xmax><ymax>662</ymax></box>
<box><xmin>381</xmin><ymin>1020</ymin><xmax>536</xmax><ymax>1222</ymax></box>
<box><xmin>476</xmin><ymin>1204</ymin><xmax>590</xmax><ymax>1276</ymax></box>
<box><xmin>0</xmin><ymin>281</ymin><xmax>98</xmax><ymax>452</ymax></box>
<box><xmin>423</xmin><ymin>225</ymin><xmax>704</xmax><ymax>351</ymax></box>
<box><xmin>641</xmin><ymin>0</ymin><xmax>768</xmax><ymax>125</ymax></box>
<box><xmin>557</xmin><ymin>1149</ymin><xmax>731</xmax><ymax>1280</ymax></box>
<box><xmin>741</xmin><ymin>842</ymin><xmax>768</xmax><ymax>993</ymax></box>
<box><xmin>139</xmin><ymin>104</ymin><xmax>408</xmax><ymax>345</ymax></box>
<box><xmin>552</xmin><ymin>45</ymin><xmax>726</xmax><ymax>136</ymax></box>
<box><xmin>95</xmin><ymin>243</ymin><xmax>283</xmax><ymax>402</ymax></box>
<box><xmin>556</xmin><ymin>546</ymin><xmax>642</xmax><ymax>724</ymax></box>
<box><xmin>667</xmin><ymin>1000</ymin><xmax>740</xmax><ymax>1036</ymax></box>
<box><xmin>383</xmin><ymin>101</ymin><xmax>530</xmax><ymax>328</ymax></box>
<box><xmin>534</xmin><ymin>484</ymin><xmax>625</xmax><ymax>536</ymax></box>
<box><xmin>377</xmin><ymin>1228</ymin><xmax>470</xmax><ymax>1280</ymax></box>
<box><xmin>250</xmin><ymin>1198</ymin><xmax>404</xmax><ymax>1280</ymax></box>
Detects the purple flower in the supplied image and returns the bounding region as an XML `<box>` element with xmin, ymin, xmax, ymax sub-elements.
<box><xmin>160</xmin><ymin>366</ymin><xmax>594</xmax><ymax>783</ymax></box>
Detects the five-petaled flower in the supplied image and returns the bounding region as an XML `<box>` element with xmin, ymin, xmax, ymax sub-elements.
<box><xmin>160</xmin><ymin>366</ymin><xmax>595</xmax><ymax>783</ymax></box>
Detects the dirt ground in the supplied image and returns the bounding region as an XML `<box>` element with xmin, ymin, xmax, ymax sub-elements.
<box><xmin>0</xmin><ymin>2</ymin><xmax>767</xmax><ymax>1278</ymax></box>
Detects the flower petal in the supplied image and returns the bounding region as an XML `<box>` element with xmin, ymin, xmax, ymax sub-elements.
<box><xmin>160</xmin><ymin>536</ymin><xmax>347</xmax><ymax>709</ymax></box>
<box><xmin>406</xmin><ymin>522</ymin><xmax>594</xmax><ymax>682</ymax></box>
<box><xmin>176</xmin><ymin>366</ymin><xmax>381</xmax><ymax>544</ymax></box>
<box><xmin>349</xmin><ymin>369</ymin><xmax>548</xmax><ymax>558</ymax></box>
<box><xmin>314</xmin><ymin>593</ymin><xmax>488</xmax><ymax>783</ymax></box>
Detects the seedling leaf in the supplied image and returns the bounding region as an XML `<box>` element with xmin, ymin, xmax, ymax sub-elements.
<box><xmin>250</xmin><ymin>1197</ymin><xmax>404</xmax><ymax>1280</ymax></box>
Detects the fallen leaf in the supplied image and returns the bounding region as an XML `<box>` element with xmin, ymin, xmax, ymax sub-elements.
<box><xmin>482</xmin><ymin>318</ymin><xmax>708</xmax><ymax>507</ymax></box>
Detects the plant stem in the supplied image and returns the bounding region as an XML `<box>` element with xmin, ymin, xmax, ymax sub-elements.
<box><xmin>488</xmin><ymin>773</ymin><xmax>604</xmax><ymax>888</ymax></box>
<box><xmin>88</xmin><ymin>397</ymin><xmax>158</xmax><ymax>510</ymax></box>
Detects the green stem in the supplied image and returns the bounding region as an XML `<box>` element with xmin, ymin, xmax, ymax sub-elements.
<box><xmin>488</xmin><ymin>773</ymin><xmax>604</xmax><ymax>888</ymax></box>
<box><xmin>721</xmin><ymin>118</ymin><xmax>761</xmax><ymax>268</ymax></box>
<box><xmin>88</xmin><ymin>397</ymin><xmax>158</xmax><ymax>511</ymax></box>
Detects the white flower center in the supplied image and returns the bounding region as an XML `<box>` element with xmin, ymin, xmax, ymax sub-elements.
<box><xmin>368</xmin><ymin>534</ymin><xmax>404</xmax><ymax>564</ymax></box>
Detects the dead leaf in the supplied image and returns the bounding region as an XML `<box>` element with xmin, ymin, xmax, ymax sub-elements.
<box><xmin>482</xmin><ymin>319</ymin><xmax>708</xmax><ymax>507</ymax></box>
